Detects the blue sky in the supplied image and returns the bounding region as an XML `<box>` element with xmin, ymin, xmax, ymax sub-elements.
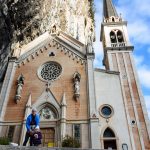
<box><xmin>94</xmin><ymin>0</ymin><xmax>150</xmax><ymax>117</ymax></box>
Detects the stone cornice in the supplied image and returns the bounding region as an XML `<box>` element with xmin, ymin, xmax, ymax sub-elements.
<box><xmin>94</xmin><ymin>68</ymin><xmax>120</xmax><ymax>75</ymax></box>
<box><xmin>104</xmin><ymin>46</ymin><xmax>134</xmax><ymax>51</ymax></box>
<box><xmin>15</xmin><ymin>33</ymin><xmax>87</xmax><ymax>67</ymax></box>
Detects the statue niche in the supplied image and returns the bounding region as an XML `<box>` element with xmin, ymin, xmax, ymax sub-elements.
<box><xmin>73</xmin><ymin>72</ymin><xmax>81</xmax><ymax>101</ymax></box>
<box><xmin>15</xmin><ymin>74</ymin><xmax>25</xmax><ymax>103</ymax></box>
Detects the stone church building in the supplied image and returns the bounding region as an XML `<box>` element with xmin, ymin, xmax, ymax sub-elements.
<box><xmin>0</xmin><ymin>0</ymin><xmax>150</xmax><ymax>149</ymax></box>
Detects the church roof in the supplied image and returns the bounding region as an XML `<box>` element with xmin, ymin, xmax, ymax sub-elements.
<box><xmin>103</xmin><ymin>0</ymin><xmax>118</xmax><ymax>18</ymax></box>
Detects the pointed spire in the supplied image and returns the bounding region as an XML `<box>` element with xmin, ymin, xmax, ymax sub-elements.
<box><xmin>61</xmin><ymin>93</ymin><xmax>67</xmax><ymax>107</ymax></box>
<box><xmin>103</xmin><ymin>0</ymin><xmax>118</xmax><ymax>18</ymax></box>
<box><xmin>24</xmin><ymin>93</ymin><xmax>32</xmax><ymax>120</ymax></box>
<box><xmin>26</xmin><ymin>93</ymin><xmax>32</xmax><ymax>108</ymax></box>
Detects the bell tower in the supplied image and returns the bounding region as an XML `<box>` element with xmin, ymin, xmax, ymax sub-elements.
<box><xmin>100</xmin><ymin>0</ymin><xmax>150</xmax><ymax>149</ymax></box>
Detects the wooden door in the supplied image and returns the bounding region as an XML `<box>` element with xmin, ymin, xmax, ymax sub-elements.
<box><xmin>41</xmin><ymin>128</ymin><xmax>55</xmax><ymax>147</ymax></box>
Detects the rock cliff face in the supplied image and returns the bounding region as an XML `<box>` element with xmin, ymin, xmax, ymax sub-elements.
<box><xmin>0</xmin><ymin>0</ymin><xmax>94</xmax><ymax>83</ymax></box>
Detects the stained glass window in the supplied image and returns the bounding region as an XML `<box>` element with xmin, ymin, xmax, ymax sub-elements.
<box><xmin>38</xmin><ymin>62</ymin><xmax>62</xmax><ymax>82</ymax></box>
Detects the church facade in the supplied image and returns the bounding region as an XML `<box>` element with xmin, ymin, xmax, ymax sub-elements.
<box><xmin>0</xmin><ymin>0</ymin><xmax>150</xmax><ymax>149</ymax></box>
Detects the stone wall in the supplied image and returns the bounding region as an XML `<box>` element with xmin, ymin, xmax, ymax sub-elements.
<box><xmin>4</xmin><ymin>45</ymin><xmax>88</xmax><ymax>121</ymax></box>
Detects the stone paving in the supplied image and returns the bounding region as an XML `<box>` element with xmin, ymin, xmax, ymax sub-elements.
<box><xmin>0</xmin><ymin>146</ymin><xmax>106</xmax><ymax>150</ymax></box>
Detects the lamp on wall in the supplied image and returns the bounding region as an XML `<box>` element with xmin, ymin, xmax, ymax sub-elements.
<box><xmin>122</xmin><ymin>143</ymin><xmax>128</xmax><ymax>150</ymax></box>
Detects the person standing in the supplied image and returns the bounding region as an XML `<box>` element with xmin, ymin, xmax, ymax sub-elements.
<box><xmin>23</xmin><ymin>108</ymin><xmax>40</xmax><ymax>146</ymax></box>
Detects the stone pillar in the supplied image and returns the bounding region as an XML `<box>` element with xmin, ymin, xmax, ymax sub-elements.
<box><xmin>87</xmin><ymin>53</ymin><xmax>100</xmax><ymax>149</ymax></box>
<box><xmin>60</xmin><ymin>93</ymin><xmax>67</xmax><ymax>142</ymax></box>
<box><xmin>20</xmin><ymin>94</ymin><xmax>32</xmax><ymax>145</ymax></box>
<box><xmin>0</xmin><ymin>57</ymin><xmax>17</xmax><ymax>134</ymax></box>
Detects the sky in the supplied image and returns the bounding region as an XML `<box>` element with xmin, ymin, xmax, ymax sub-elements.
<box><xmin>93</xmin><ymin>0</ymin><xmax>150</xmax><ymax>117</ymax></box>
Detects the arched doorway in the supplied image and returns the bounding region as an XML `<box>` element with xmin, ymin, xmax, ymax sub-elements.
<box><xmin>103</xmin><ymin>128</ymin><xmax>117</xmax><ymax>149</ymax></box>
<box><xmin>38</xmin><ymin>103</ymin><xmax>59</xmax><ymax>147</ymax></box>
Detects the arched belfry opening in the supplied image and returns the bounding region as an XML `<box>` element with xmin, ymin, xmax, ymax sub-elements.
<box><xmin>110</xmin><ymin>31</ymin><xmax>117</xmax><ymax>43</ymax></box>
<box><xmin>112</xmin><ymin>17</ymin><xmax>115</xmax><ymax>22</ymax></box>
<box><xmin>110</xmin><ymin>30</ymin><xmax>125</xmax><ymax>47</ymax></box>
<box><xmin>103</xmin><ymin>128</ymin><xmax>117</xmax><ymax>149</ymax></box>
<box><xmin>117</xmin><ymin>30</ymin><xmax>124</xmax><ymax>43</ymax></box>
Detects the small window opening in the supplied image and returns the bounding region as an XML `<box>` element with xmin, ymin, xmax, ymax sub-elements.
<box><xmin>49</xmin><ymin>52</ymin><xmax>56</xmax><ymax>57</ymax></box>
<box><xmin>73</xmin><ymin>124</ymin><xmax>80</xmax><ymax>143</ymax></box>
<box><xmin>112</xmin><ymin>17</ymin><xmax>115</xmax><ymax>22</ymax></box>
<box><xmin>8</xmin><ymin>126</ymin><xmax>15</xmax><ymax>141</ymax></box>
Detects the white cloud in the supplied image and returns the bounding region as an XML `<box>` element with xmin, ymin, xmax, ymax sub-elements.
<box><xmin>133</xmin><ymin>54</ymin><xmax>150</xmax><ymax>88</ymax></box>
<box><xmin>145</xmin><ymin>95</ymin><xmax>150</xmax><ymax>118</ymax></box>
<box><xmin>133</xmin><ymin>55</ymin><xmax>144</xmax><ymax>67</ymax></box>
<box><xmin>93</xmin><ymin>0</ymin><xmax>103</xmax><ymax>68</ymax></box>
<box><xmin>116</xmin><ymin>0</ymin><xmax>150</xmax><ymax>46</ymax></box>
<box><xmin>147</xmin><ymin>47</ymin><xmax>150</xmax><ymax>54</ymax></box>
<box><xmin>133</xmin><ymin>55</ymin><xmax>150</xmax><ymax>89</ymax></box>
<box><xmin>137</xmin><ymin>66</ymin><xmax>150</xmax><ymax>89</ymax></box>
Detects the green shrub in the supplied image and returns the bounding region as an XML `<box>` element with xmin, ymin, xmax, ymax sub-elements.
<box><xmin>62</xmin><ymin>135</ymin><xmax>80</xmax><ymax>148</ymax></box>
<box><xmin>89</xmin><ymin>0</ymin><xmax>96</xmax><ymax>26</ymax></box>
<box><xmin>0</xmin><ymin>137</ymin><xmax>10</xmax><ymax>145</ymax></box>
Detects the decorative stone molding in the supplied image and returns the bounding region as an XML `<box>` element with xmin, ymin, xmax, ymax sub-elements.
<box><xmin>32</xmin><ymin>89</ymin><xmax>60</xmax><ymax>118</ymax></box>
<box><xmin>17</xmin><ymin>38</ymin><xmax>86</xmax><ymax>67</ymax></box>
<box><xmin>20</xmin><ymin>93</ymin><xmax>32</xmax><ymax>145</ymax></box>
<box><xmin>60</xmin><ymin>93</ymin><xmax>67</xmax><ymax>139</ymax></box>
<box><xmin>15</xmin><ymin>74</ymin><xmax>25</xmax><ymax>103</ymax></box>
<box><xmin>90</xmin><ymin>110</ymin><xmax>98</xmax><ymax>119</ymax></box>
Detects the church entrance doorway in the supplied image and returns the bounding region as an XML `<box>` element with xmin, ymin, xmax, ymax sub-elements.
<box><xmin>37</xmin><ymin>103</ymin><xmax>59</xmax><ymax>147</ymax></box>
<box><xmin>104</xmin><ymin>140</ymin><xmax>117</xmax><ymax>149</ymax></box>
<box><xmin>41</xmin><ymin>128</ymin><xmax>55</xmax><ymax>147</ymax></box>
<box><xmin>103</xmin><ymin>128</ymin><xmax>117</xmax><ymax>149</ymax></box>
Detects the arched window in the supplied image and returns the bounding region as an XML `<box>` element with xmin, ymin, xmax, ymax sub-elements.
<box><xmin>112</xmin><ymin>17</ymin><xmax>115</xmax><ymax>22</ymax></box>
<box><xmin>117</xmin><ymin>30</ymin><xmax>124</xmax><ymax>43</ymax></box>
<box><xmin>110</xmin><ymin>31</ymin><xmax>117</xmax><ymax>43</ymax></box>
<box><xmin>110</xmin><ymin>30</ymin><xmax>125</xmax><ymax>47</ymax></box>
<box><xmin>103</xmin><ymin>128</ymin><xmax>117</xmax><ymax>149</ymax></box>
<box><xmin>103</xmin><ymin>128</ymin><xmax>115</xmax><ymax>137</ymax></box>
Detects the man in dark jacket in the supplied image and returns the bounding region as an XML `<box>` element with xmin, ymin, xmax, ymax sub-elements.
<box><xmin>23</xmin><ymin>108</ymin><xmax>40</xmax><ymax>146</ymax></box>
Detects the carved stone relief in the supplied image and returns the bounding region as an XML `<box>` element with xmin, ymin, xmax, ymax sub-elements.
<box><xmin>39</xmin><ymin>106</ymin><xmax>56</xmax><ymax>120</ymax></box>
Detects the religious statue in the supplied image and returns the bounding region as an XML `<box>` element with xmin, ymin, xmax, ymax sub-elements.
<box><xmin>73</xmin><ymin>72</ymin><xmax>81</xmax><ymax>101</ymax></box>
<box><xmin>87</xmin><ymin>33</ymin><xmax>94</xmax><ymax>53</ymax></box>
<box><xmin>15</xmin><ymin>74</ymin><xmax>25</xmax><ymax>103</ymax></box>
<box><xmin>84</xmin><ymin>14</ymin><xmax>95</xmax><ymax>53</ymax></box>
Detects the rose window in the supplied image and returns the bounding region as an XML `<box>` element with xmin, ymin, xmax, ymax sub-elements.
<box><xmin>38</xmin><ymin>62</ymin><xmax>62</xmax><ymax>82</ymax></box>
